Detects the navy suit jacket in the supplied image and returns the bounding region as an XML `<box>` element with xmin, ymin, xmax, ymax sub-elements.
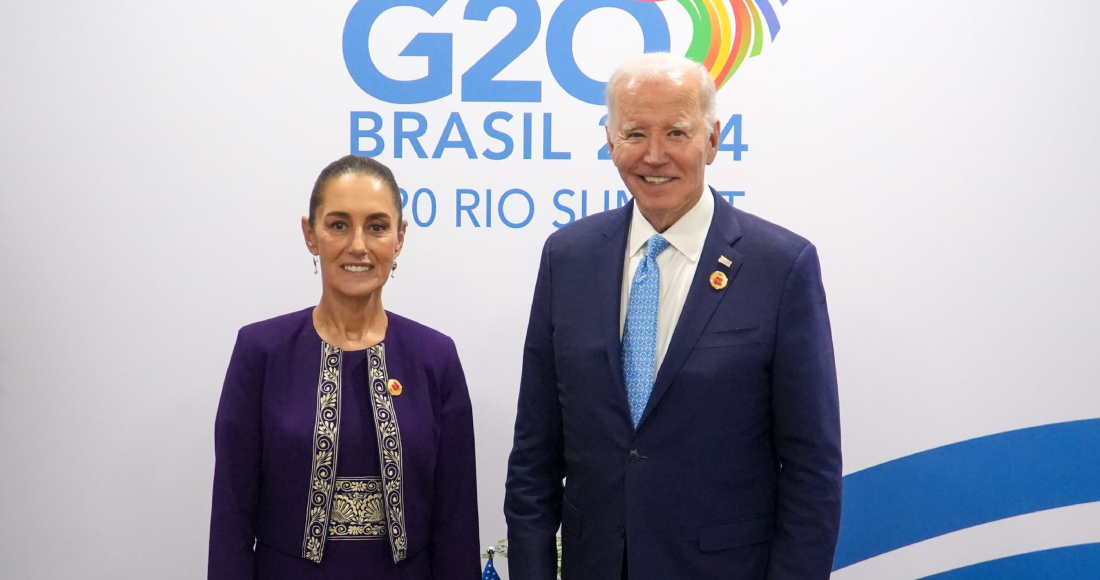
<box><xmin>505</xmin><ymin>191</ymin><xmax>842</xmax><ymax>580</ymax></box>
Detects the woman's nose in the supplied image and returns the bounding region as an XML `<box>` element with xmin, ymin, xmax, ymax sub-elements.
<box><xmin>348</xmin><ymin>229</ymin><xmax>368</xmax><ymax>254</ymax></box>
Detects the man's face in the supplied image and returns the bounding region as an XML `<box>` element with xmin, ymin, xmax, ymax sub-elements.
<box><xmin>607</xmin><ymin>74</ymin><xmax>720</xmax><ymax>231</ymax></box>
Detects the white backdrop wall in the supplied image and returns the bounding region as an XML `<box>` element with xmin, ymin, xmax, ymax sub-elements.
<box><xmin>2</xmin><ymin>1</ymin><xmax>1100</xmax><ymax>579</ymax></box>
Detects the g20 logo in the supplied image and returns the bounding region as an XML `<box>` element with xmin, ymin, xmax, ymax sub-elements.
<box><xmin>342</xmin><ymin>0</ymin><xmax>787</xmax><ymax>105</ymax></box>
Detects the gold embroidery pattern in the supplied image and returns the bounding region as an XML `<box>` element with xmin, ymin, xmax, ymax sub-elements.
<box><xmin>368</xmin><ymin>344</ymin><xmax>407</xmax><ymax>562</ymax></box>
<box><xmin>302</xmin><ymin>342</ymin><xmax>342</xmax><ymax>563</ymax></box>
<box><xmin>328</xmin><ymin>477</ymin><xmax>388</xmax><ymax>539</ymax></box>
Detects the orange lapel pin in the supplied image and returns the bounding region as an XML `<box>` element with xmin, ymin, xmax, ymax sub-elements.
<box><xmin>710</xmin><ymin>271</ymin><xmax>729</xmax><ymax>290</ymax></box>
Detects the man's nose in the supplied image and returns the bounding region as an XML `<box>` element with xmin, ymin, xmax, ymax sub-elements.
<box><xmin>643</xmin><ymin>138</ymin><xmax>667</xmax><ymax>165</ymax></box>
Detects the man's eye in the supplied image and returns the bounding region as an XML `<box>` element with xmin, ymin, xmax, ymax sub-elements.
<box><xmin>670</xmin><ymin>130</ymin><xmax>686</xmax><ymax>137</ymax></box>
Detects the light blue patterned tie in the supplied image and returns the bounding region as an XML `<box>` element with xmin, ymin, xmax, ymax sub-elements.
<box><xmin>622</xmin><ymin>234</ymin><xmax>670</xmax><ymax>427</ymax></box>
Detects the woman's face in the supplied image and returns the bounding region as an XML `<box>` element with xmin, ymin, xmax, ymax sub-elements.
<box><xmin>302</xmin><ymin>173</ymin><xmax>406</xmax><ymax>301</ymax></box>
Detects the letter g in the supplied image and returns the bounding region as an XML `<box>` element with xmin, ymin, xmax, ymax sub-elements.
<box><xmin>343</xmin><ymin>0</ymin><xmax>453</xmax><ymax>104</ymax></box>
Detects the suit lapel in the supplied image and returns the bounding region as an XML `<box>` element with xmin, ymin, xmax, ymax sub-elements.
<box><xmin>638</xmin><ymin>190</ymin><xmax>744</xmax><ymax>428</ymax></box>
<box><xmin>597</xmin><ymin>202</ymin><xmax>633</xmax><ymax>410</ymax></box>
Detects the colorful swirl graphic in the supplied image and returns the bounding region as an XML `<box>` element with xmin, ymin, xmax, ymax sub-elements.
<box><xmin>640</xmin><ymin>0</ymin><xmax>785</xmax><ymax>89</ymax></box>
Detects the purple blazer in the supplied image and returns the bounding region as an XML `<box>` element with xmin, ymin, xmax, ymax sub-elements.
<box><xmin>209</xmin><ymin>308</ymin><xmax>480</xmax><ymax>580</ymax></box>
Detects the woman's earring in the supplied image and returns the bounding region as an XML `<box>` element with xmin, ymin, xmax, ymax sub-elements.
<box><xmin>391</xmin><ymin>260</ymin><xmax>398</xmax><ymax>279</ymax></box>
<box><xmin>313</xmin><ymin>255</ymin><xmax>319</xmax><ymax>275</ymax></box>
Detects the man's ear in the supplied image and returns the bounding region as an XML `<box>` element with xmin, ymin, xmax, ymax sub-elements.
<box><xmin>706</xmin><ymin>120</ymin><xmax>721</xmax><ymax>165</ymax></box>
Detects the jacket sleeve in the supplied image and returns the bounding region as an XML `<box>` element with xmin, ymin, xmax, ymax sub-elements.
<box><xmin>209</xmin><ymin>328</ymin><xmax>265</xmax><ymax>580</ymax></box>
<box><xmin>504</xmin><ymin>239</ymin><xmax>566</xmax><ymax>580</ymax></box>
<box><xmin>766</xmin><ymin>243</ymin><xmax>843</xmax><ymax>580</ymax></box>
<box><xmin>429</xmin><ymin>338</ymin><xmax>482</xmax><ymax>580</ymax></box>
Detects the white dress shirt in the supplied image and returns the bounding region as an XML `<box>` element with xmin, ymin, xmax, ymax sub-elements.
<box><xmin>620</xmin><ymin>189</ymin><xmax>714</xmax><ymax>371</ymax></box>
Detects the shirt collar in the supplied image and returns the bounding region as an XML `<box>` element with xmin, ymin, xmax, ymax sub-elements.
<box><xmin>626</xmin><ymin>186</ymin><xmax>714</xmax><ymax>263</ymax></box>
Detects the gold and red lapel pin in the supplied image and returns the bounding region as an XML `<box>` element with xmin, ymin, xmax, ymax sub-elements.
<box><xmin>387</xmin><ymin>379</ymin><xmax>403</xmax><ymax>396</ymax></box>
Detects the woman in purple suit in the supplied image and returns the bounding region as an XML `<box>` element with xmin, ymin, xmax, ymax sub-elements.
<box><xmin>209</xmin><ymin>155</ymin><xmax>480</xmax><ymax>579</ymax></box>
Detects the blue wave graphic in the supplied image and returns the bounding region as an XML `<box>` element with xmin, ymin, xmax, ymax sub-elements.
<box><xmin>754</xmin><ymin>0</ymin><xmax>781</xmax><ymax>40</ymax></box>
<box><xmin>917</xmin><ymin>543</ymin><xmax>1100</xmax><ymax>580</ymax></box>
<box><xmin>833</xmin><ymin>418</ymin><xmax>1100</xmax><ymax>570</ymax></box>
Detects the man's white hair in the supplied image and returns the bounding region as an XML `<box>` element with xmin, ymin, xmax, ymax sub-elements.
<box><xmin>605</xmin><ymin>52</ymin><xmax>718</xmax><ymax>135</ymax></box>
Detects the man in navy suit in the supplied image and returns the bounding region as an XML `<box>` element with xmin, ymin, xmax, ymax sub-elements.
<box><xmin>504</xmin><ymin>53</ymin><xmax>842</xmax><ymax>580</ymax></box>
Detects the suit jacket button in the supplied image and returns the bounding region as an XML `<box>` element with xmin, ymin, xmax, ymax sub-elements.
<box><xmin>628</xmin><ymin>450</ymin><xmax>641</xmax><ymax>463</ymax></box>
